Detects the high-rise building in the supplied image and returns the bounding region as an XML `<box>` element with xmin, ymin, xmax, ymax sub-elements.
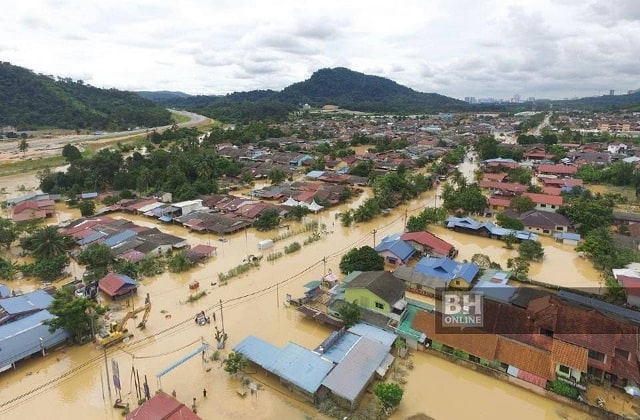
<box><xmin>464</xmin><ymin>97</ymin><xmax>477</xmax><ymax>104</ymax></box>
<box><xmin>609</xmin><ymin>89</ymin><xmax>615</xmax><ymax>96</ymax></box>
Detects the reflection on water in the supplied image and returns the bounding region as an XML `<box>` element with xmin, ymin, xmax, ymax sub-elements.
<box><xmin>0</xmin><ymin>174</ymin><xmax>599</xmax><ymax>419</ymax></box>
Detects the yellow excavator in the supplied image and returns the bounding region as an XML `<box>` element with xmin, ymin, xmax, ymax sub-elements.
<box><xmin>96</xmin><ymin>294</ymin><xmax>151</xmax><ymax>348</ymax></box>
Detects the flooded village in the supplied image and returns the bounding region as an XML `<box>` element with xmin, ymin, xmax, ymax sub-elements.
<box><xmin>1</xmin><ymin>110</ymin><xmax>640</xmax><ymax>420</ymax></box>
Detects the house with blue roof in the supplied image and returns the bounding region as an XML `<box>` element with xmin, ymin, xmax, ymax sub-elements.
<box><xmin>0</xmin><ymin>290</ymin><xmax>55</xmax><ymax>325</ymax></box>
<box><xmin>103</xmin><ymin>229</ymin><xmax>138</xmax><ymax>248</ymax></box>
<box><xmin>415</xmin><ymin>257</ymin><xmax>480</xmax><ymax>289</ymax></box>
<box><xmin>374</xmin><ymin>235</ymin><xmax>416</xmax><ymax>265</ymax></box>
<box><xmin>0</xmin><ymin>290</ymin><xmax>69</xmax><ymax>373</ymax></box>
<box><xmin>446</xmin><ymin>216</ymin><xmax>538</xmax><ymax>242</ymax></box>
<box><xmin>233</xmin><ymin>335</ymin><xmax>334</xmax><ymax>403</ymax></box>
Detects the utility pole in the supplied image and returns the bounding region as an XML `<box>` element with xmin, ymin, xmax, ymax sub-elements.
<box><xmin>372</xmin><ymin>229</ymin><xmax>377</xmax><ymax>247</ymax></box>
<box><xmin>219</xmin><ymin>299</ymin><xmax>225</xmax><ymax>333</ymax></box>
<box><xmin>103</xmin><ymin>347</ymin><xmax>112</xmax><ymax>400</ymax></box>
<box><xmin>323</xmin><ymin>257</ymin><xmax>327</xmax><ymax>277</ymax></box>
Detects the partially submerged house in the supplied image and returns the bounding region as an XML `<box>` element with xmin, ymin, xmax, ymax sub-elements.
<box><xmin>400</xmin><ymin>231</ymin><xmax>457</xmax><ymax>258</ymax></box>
<box><xmin>98</xmin><ymin>273</ymin><xmax>138</xmax><ymax>300</ymax></box>
<box><xmin>414</xmin><ymin>257</ymin><xmax>480</xmax><ymax>290</ymax></box>
<box><xmin>374</xmin><ymin>235</ymin><xmax>416</xmax><ymax>266</ymax></box>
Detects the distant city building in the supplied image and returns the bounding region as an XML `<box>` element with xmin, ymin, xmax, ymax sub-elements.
<box><xmin>512</xmin><ymin>94</ymin><xmax>521</xmax><ymax>103</ymax></box>
<box><xmin>464</xmin><ymin>97</ymin><xmax>477</xmax><ymax>104</ymax></box>
<box><xmin>527</xmin><ymin>97</ymin><xmax>536</xmax><ymax>102</ymax></box>
<box><xmin>609</xmin><ymin>89</ymin><xmax>615</xmax><ymax>96</ymax></box>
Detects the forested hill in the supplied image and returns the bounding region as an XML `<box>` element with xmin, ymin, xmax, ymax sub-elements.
<box><xmin>278</xmin><ymin>67</ymin><xmax>468</xmax><ymax>113</ymax></box>
<box><xmin>143</xmin><ymin>67</ymin><xmax>469</xmax><ymax>123</ymax></box>
<box><xmin>0</xmin><ymin>62</ymin><xmax>172</xmax><ymax>130</ymax></box>
<box><xmin>547</xmin><ymin>90</ymin><xmax>640</xmax><ymax>111</ymax></box>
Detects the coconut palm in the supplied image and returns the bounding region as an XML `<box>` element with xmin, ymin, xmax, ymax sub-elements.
<box><xmin>20</xmin><ymin>225</ymin><xmax>74</xmax><ymax>260</ymax></box>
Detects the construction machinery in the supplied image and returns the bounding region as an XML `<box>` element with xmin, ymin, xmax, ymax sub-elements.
<box><xmin>96</xmin><ymin>294</ymin><xmax>151</xmax><ymax>348</ymax></box>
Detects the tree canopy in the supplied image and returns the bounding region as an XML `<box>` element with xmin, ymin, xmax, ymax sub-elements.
<box><xmin>339</xmin><ymin>246</ymin><xmax>384</xmax><ymax>274</ymax></box>
<box><xmin>374</xmin><ymin>382</ymin><xmax>404</xmax><ymax>407</ymax></box>
<box><xmin>44</xmin><ymin>288</ymin><xmax>106</xmax><ymax>343</ymax></box>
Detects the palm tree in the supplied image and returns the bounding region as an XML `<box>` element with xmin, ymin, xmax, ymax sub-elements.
<box><xmin>21</xmin><ymin>226</ymin><xmax>74</xmax><ymax>260</ymax></box>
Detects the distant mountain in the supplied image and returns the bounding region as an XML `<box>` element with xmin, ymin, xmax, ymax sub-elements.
<box><xmin>279</xmin><ymin>67</ymin><xmax>468</xmax><ymax>113</ymax></box>
<box><xmin>136</xmin><ymin>90</ymin><xmax>192</xmax><ymax>103</ymax></box>
<box><xmin>147</xmin><ymin>67</ymin><xmax>469</xmax><ymax>122</ymax></box>
<box><xmin>0</xmin><ymin>62</ymin><xmax>172</xmax><ymax>130</ymax></box>
<box><xmin>548</xmin><ymin>90</ymin><xmax>640</xmax><ymax>111</ymax></box>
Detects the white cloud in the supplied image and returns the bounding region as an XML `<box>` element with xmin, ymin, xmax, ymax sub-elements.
<box><xmin>0</xmin><ymin>0</ymin><xmax>638</xmax><ymax>98</ymax></box>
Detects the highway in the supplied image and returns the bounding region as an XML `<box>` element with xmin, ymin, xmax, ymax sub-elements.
<box><xmin>0</xmin><ymin>109</ymin><xmax>211</xmax><ymax>155</ymax></box>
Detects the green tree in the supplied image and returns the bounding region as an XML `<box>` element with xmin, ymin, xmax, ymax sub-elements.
<box><xmin>78</xmin><ymin>243</ymin><xmax>114</xmax><ymax>270</ymax></box>
<box><xmin>18</xmin><ymin>138</ymin><xmax>29</xmax><ymax>156</ymax></box>
<box><xmin>339</xmin><ymin>246</ymin><xmax>384</xmax><ymax>274</ymax></box>
<box><xmin>167</xmin><ymin>252</ymin><xmax>193</xmax><ymax>273</ymax></box>
<box><xmin>268</xmin><ymin>168</ymin><xmax>287</xmax><ymax>185</ymax></box>
<box><xmin>78</xmin><ymin>200</ymin><xmax>96</xmax><ymax>217</ymax></box>
<box><xmin>287</xmin><ymin>205</ymin><xmax>310</xmax><ymax>221</ymax></box>
<box><xmin>339</xmin><ymin>210</ymin><xmax>353</xmax><ymax>227</ymax></box>
<box><xmin>503</xmin><ymin>233</ymin><xmax>517</xmax><ymax>249</ymax></box>
<box><xmin>559</xmin><ymin>198</ymin><xmax>613</xmax><ymax>235</ymax></box>
<box><xmin>374</xmin><ymin>382</ymin><xmax>404</xmax><ymax>407</ymax></box>
<box><xmin>223</xmin><ymin>351</ymin><xmax>248</xmax><ymax>375</ymax></box>
<box><xmin>0</xmin><ymin>218</ymin><xmax>17</xmax><ymax>249</ymax></box>
<box><xmin>22</xmin><ymin>254</ymin><xmax>70</xmax><ymax>282</ymax></box>
<box><xmin>62</xmin><ymin>144</ymin><xmax>82</xmax><ymax>162</ymax></box>
<box><xmin>507</xmin><ymin>257</ymin><xmax>530</xmax><ymax>281</ymax></box>
<box><xmin>253</xmin><ymin>209</ymin><xmax>279</xmax><ymax>231</ymax></box>
<box><xmin>518</xmin><ymin>239</ymin><xmax>544</xmax><ymax>261</ymax></box>
<box><xmin>20</xmin><ymin>225</ymin><xmax>74</xmax><ymax>260</ymax></box>
<box><xmin>0</xmin><ymin>258</ymin><xmax>19</xmax><ymax>280</ymax></box>
<box><xmin>441</xmin><ymin>183</ymin><xmax>487</xmax><ymax>214</ymax></box>
<box><xmin>471</xmin><ymin>254</ymin><xmax>492</xmax><ymax>269</ymax></box>
<box><xmin>44</xmin><ymin>288</ymin><xmax>106</xmax><ymax>343</ymax></box>
<box><xmin>496</xmin><ymin>213</ymin><xmax>524</xmax><ymax>230</ymax></box>
<box><xmin>337</xmin><ymin>300</ymin><xmax>362</xmax><ymax>328</ymax></box>
<box><xmin>509</xmin><ymin>196</ymin><xmax>535</xmax><ymax>213</ymax></box>
<box><xmin>474</xmin><ymin>135</ymin><xmax>498</xmax><ymax>160</ymax></box>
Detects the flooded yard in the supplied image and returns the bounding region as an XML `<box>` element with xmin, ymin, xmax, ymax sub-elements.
<box><xmin>0</xmin><ymin>170</ymin><xmax>601</xmax><ymax>420</ymax></box>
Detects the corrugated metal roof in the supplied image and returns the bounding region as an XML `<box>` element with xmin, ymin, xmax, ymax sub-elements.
<box><xmin>271</xmin><ymin>343</ymin><xmax>334</xmax><ymax>394</ymax></box>
<box><xmin>321</xmin><ymin>336</ymin><xmax>390</xmax><ymax>403</ymax></box>
<box><xmin>233</xmin><ymin>335</ymin><xmax>281</xmax><ymax>370</ymax></box>
<box><xmin>103</xmin><ymin>230</ymin><xmax>137</xmax><ymax>248</ymax></box>
<box><xmin>0</xmin><ymin>284</ymin><xmax>11</xmax><ymax>298</ymax></box>
<box><xmin>320</xmin><ymin>332</ymin><xmax>360</xmax><ymax>364</ymax></box>
<box><xmin>0</xmin><ymin>290</ymin><xmax>53</xmax><ymax>315</ymax></box>
<box><xmin>0</xmin><ymin>310</ymin><xmax>69</xmax><ymax>368</ymax></box>
<box><xmin>234</xmin><ymin>336</ymin><xmax>334</xmax><ymax>395</ymax></box>
<box><xmin>348</xmin><ymin>323</ymin><xmax>397</xmax><ymax>348</ymax></box>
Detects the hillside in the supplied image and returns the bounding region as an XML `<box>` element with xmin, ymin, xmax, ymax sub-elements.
<box><xmin>279</xmin><ymin>67</ymin><xmax>468</xmax><ymax>113</ymax></box>
<box><xmin>146</xmin><ymin>67</ymin><xmax>469</xmax><ymax>123</ymax></box>
<box><xmin>136</xmin><ymin>90</ymin><xmax>192</xmax><ymax>103</ymax></box>
<box><xmin>549</xmin><ymin>91</ymin><xmax>640</xmax><ymax>111</ymax></box>
<box><xmin>0</xmin><ymin>62</ymin><xmax>172</xmax><ymax>130</ymax></box>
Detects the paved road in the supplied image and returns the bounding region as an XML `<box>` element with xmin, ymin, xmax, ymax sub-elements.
<box><xmin>0</xmin><ymin>109</ymin><xmax>211</xmax><ymax>154</ymax></box>
<box><xmin>530</xmin><ymin>112</ymin><xmax>552</xmax><ymax>136</ymax></box>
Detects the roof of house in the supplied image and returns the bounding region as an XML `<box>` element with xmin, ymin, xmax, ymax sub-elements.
<box><xmin>0</xmin><ymin>290</ymin><xmax>54</xmax><ymax>317</ymax></box>
<box><xmin>496</xmin><ymin>337</ymin><xmax>554</xmax><ymax>380</ymax></box>
<box><xmin>411</xmin><ymin>310</ymin><xmax>499</xmax><ymax>361</ymax></box>
<box><xmin>392</xmin><ymin>265</ymin><xmax>449</xmax><ymax>289</ymax></box>
<box><xmin>234</xmin><ymin>336</ymin><xmax>334</xmax><ymax>395</ymax></box>
<box><xmin>400</xmin><ymin>231</ymin><xmax>453</xmax><ymax>256</ymax></box>
<box><xmin>98</xmin><ymin>273</ymin><xmax>138</xmax><ymax>297</ymax></box>
<box><xmin>374</xmin><ymin>238</ymin><xmax>416</xmax><ymax>262</ymax></box>
<box><xmin>503</xmin><ymin>209</ymin><xmax>571</xmax><ymax>230</ymax></box>
<box><xmin>0</xmin><ymin>284</ymin><xmax>10</xmax><ymax>298</ymax></box>
<box><xmin>347</xmin><ymin>323</ymin><xmax>397</xmax><ymax>348</ymax></box>
<box><xmin>522</xmin><ymin>193</ymin><xmax>563</xmax><ymax>206</ymax></box>
<box><xmin>125</xmin><ymin>391</ymin><xmax>201</xmax><ymax>420</ymax></box>
<box><xmin>344</xmin><ymin>271</ymin><xmax>406</xmax><ymax>305</ymax></box>
<box><xmin>551</xmin><ymin>339</ymin><xmax>588</xmax><ymax>372</ymax></box>
<box><xmin>414</xmin><ymin>257</ymin><xmax>479</xmax><ymax>283</ymax></box>
<box><xmin>537</xmin><ymin>164</ymin><xmax>577</xmax><ymax>175</ymax></box>
<box><xmin>0</xmin><ymin>310</ymin><xmax>70</xmax><ymax>368</ymax></box>
<box><xmin>321</xmin><ymin>336</ymin><xmax>390</xmax><ymax>403</ymax></box>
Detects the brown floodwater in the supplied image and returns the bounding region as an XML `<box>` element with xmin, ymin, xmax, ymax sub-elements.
<box><xmin>0</xmin><ymin>169</ymin><xmax>599</xmax><ymax>420</ymax></box>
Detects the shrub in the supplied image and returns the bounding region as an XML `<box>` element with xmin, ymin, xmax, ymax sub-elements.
<box><xmin>546</xmin><ymin>380</ymin><xmax>579</xmax><ymax>399</ymax></box>
<box><xmin>284</xmin><ymin>242</ymin><xmax>301</xmax><ymax>254</ymax></box>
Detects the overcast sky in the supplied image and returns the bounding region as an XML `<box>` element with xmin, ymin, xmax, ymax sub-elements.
<box><xmin>2</xmin><ymin>0</ymin><xmax>639</xmax><ymax>100</ymax></box>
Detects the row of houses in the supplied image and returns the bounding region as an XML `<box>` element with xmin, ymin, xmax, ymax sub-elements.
<box><xmin>314</xmin><ymin>267</ymin><xmax>640</xmax><ymax>395</ymax></box>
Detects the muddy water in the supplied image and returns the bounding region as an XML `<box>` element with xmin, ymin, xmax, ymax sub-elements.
<box><xmin>0</xmin><ymin>177</ymin><xmax>598</xmax><ymax>419</ymax></box>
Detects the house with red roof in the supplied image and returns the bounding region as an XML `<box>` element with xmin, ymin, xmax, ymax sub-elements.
<box><xmin>522</xmin><ymin>193</ymin><xmax>563</xmax><ymax>212</ymax></box>
<box><xmin>11</xmin><ymin>199</ymin><xmax>55</xmax><ymax>222</ymax></box>
<box><xmin>401</xmin><ymin>231</ymin><xmax>457</xmax><ymax>258</ymax></box>
<box><xmin>537</xmin><ymin>164</ymin><xmax>577</xmax><ymax>177</ymax></box>
<box><xmin>98</xmin><ymin>273</ymin><xmax>138</xmax><ymax>300</ymax></box>
<box><xmin>126</xmin><ymin>391</ymin><xmax>201</xmax><ymax>420</ymax></box>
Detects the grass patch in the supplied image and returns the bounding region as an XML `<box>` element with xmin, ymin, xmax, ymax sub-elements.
<box><xmin>170</xmin><ymin>111</ymin><xmax>191</xmax><ymax>124</ymax></box>
<box><xmin>0</xmin><ymin>156</ymin><xmax>67</xmax><ymax>176</ymax></box>
<box><xmin>187</xmin><ymin>290</ymin><xmax>207</xmax><ymax>302</ymax></box>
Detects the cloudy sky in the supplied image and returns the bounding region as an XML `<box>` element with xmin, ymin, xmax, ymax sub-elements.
<box><xmin>2</xmin><ymin>0</ymin><xmax>639</xmax><ymax>100</ymax></box>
